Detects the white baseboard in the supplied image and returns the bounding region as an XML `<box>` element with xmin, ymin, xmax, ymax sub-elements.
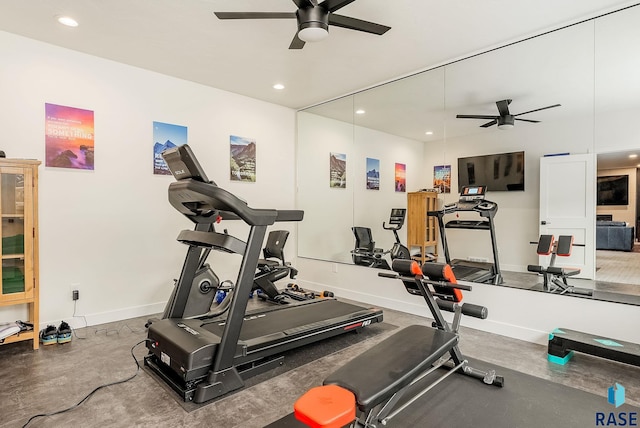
<box><xmin>41</xmin><ymin>302</ymin><xmax>166</xmax><ymax>331</ymax></box>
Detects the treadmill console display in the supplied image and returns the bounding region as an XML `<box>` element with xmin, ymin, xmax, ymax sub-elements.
<box><xmin>460</xmin><ymin>185</ymin><xmax>486</xmax><ymax>201</ymax></box>
<box><xmin>162</xmin><ymin>145</ymin><xmax>212</xmax><ymax>184</ymax></box>
<box><xmin>389</xmin><ymin>208</ymin><xmax>406</xmax><ymax>225</ymax></box>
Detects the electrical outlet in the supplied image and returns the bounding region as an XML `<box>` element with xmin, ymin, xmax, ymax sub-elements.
<box><xmin>70</xmin><ymin>283</ymin><xmax>80</xmax><ymax>301</ymax></box>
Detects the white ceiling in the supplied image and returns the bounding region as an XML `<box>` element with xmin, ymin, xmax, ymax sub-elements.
<box><xmin>0</xmin><ymin>0</ymin><xmax>638</xmax><ymax>110</ymax></box>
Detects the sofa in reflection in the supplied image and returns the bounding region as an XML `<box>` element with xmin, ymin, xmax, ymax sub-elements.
<box><xmin>595</xmin><ymin>221</ymin><xmax>635</xmax><ymax>251</ymax></box>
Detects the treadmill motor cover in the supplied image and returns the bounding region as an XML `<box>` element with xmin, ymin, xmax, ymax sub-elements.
<box><xmin>147</xmin><ymin>318</ymin><xmax>228</xmax><ymax>381</ymax></box>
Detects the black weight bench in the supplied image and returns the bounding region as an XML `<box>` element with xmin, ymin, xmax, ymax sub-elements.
<box><xmin>548</xmin><ymin>328</ymin><xmax>640</xmax><ymax>367</ymax></box>
<box><xmin>527</xmin><ymin>235</ymin><xmax>592</xmax><ymax>296</ymax></box>
<box><xmin>324</xmin><ymin>325</ymin><xmax>458</xmax><ymax>412</ymax></box>
<box><xmin>293</xmin><ymin>260</ymin><xmax>503</xmax><ymax>428</ymax></box>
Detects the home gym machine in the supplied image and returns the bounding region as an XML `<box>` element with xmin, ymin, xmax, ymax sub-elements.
<box><xmin>383</xmin><ymin>208</ymin><xmax>411</xmax><ymax>261</ymax></box>
<box><xmin>144</xmin><ymin>145</ymin><xmax>383</xmax><ymax>403</ymax></box>
<box><xmin>428</xmin><ymin>185</ymin><xmax>503</xmax><ymax>284</ymax></box>
<box><xmin>527</xmin><ymin>235</ymin><xmax>592</xmax><ymax>296</ymax></box>
<box><xmin>351</xmin><ymin>208</ymin><xmax>410</xmax><ymax>269</ymax></box>
<box><xmin>293</xmin><ymin>259</ymin><xmax>504</xmax><ymax>428</ymax></box>
<box><xmin>252</xmin><ymin>229</ymin><xmax>300</xmax><ymax>303</ymax></box>
<box><xmin>253</xmin><ymin>230</ymin><xmax>330</xmax><ymax>303</ymax></box>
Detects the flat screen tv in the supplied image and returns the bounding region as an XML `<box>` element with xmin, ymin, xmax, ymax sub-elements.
<box><xmin>597</xmin><ymin>175</ymin><xmax>628</xmax><ymax>206</ymax></box>
<box><xmin>457</xmin><ymin>151</ymin><xmax>525</xmax><ymax>192</ymax></box>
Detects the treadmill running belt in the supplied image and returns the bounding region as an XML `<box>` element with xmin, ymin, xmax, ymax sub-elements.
<box><xmin>450</xmin><ymin>264</ymin><xmax>480</xmax><ymax>279</ymax></box>
<box><xmin>201</xmin><ymin>300</ymin><xmax>376</xmax><ymax>341</ymax></box>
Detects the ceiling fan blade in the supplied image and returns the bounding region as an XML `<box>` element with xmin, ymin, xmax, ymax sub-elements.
<box><xmin>293</xmin><ymin>0</ymin><xmax>317</xmax><ymax>8</ymax></box>
<box><xmin>480</xmin><ymin>119</ymin><xmax>498</xmax><ymax>128</ymax></box>
<box><xmin>514</xmin><ymin>104</ymin><xmax>561</xmax><ymax>117</ymax></box>
<box><xmin>214</xmin><ymin>12</ymin><xmax>296</xmax><ymax>20</ymax></box>
<box><xmin>289</xmin><ymin>32</ymin><xmax>306</xmax><ymax>49</ymax></box>
<box><xmin>456</xmin><ymin>114</ymin><xmax>498</xmax><ymax>120</ymax></box>
<box><xmin>329</xmin><ymin>14</ymin><xmax>391</xmax><ymax>35</ymax></box>
<box><xmin>515</xmin><ymin>118</ymin><xmax>540</xmax><ymax>123</ymax></box>
<box><xmin>320</xmin><ymin>0</ymin><xmax>356</xmax><ymax>13</ymax></box>
<box><xmin>496</xmin><ymin>99</ymin><xmax>512</xmax><ymax>117</ymax></box>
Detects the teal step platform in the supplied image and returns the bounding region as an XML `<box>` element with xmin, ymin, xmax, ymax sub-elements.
<box><xmin>548</xmin><ymin>328</ymin><xmax>640</xmax><ymax>367</ymax></box>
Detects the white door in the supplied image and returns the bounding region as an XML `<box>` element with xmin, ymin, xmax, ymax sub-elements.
<box><xmin>539</xmin><ymin>153</ymin><xmax>596</xmax><ymax>279</ymax></box>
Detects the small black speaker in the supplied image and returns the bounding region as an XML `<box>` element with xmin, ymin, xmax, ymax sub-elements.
<box><xmin>0</xmin><ymin>151</ymin><xmax>5</xmax><ymax>158</ymax></box>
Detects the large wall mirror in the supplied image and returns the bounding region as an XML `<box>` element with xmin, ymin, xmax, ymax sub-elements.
<box><xmin>297</xmin><ymin>5</ymin><xmax>640</xmax><ymax>304</ymax></box>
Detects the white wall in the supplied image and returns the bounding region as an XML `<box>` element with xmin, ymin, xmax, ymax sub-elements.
<box><xmin>0</xmin><ymin>31</ymin><xmax>297</xmax><ymax>329</ymax></box>
<box><xmin>297</xmin><ymin>112</ymin><xmax>424</xmax><ymax>264</ymax></box>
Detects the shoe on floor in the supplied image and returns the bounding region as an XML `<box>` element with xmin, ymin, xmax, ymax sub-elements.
<box><xmin>39</xmin><ymin>325</ymin><xmax>57</xmax><ymax>345</ymax></box>
<box><xmin>57</xmin><ymin>321</ymin><xmax>72</xmax><ymax>344</ymax></box>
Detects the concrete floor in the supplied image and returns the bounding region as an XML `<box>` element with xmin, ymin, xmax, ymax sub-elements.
<box><xmin>1</xmin><ymin>301</ymin><xmax>639</xmax><ymax>428</ymax></box>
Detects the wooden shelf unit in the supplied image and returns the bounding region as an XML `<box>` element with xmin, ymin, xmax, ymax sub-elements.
<box><xmin>0</xmin><ymin>158</ymin><xmax>40</xmax><ymax>350</ymax></box>
<box><xmin>407</xmin><ymin>191</ymin><xmax>439</xmax><ymax>264</ymax></box>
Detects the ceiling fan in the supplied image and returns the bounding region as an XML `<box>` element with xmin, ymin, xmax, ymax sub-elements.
<box><xmin>456</xmin><ymin>99</ymin><xmax>561</xmax><ymax>130</ymax></box>
<box><xmin>213</xmin><ymin>0</ymin><xmax>391</xmax><ymax>49</ymax></box>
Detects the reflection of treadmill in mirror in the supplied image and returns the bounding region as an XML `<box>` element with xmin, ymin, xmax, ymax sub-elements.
<box><xmin>429</xmin><ymin>185</ymin><xmax>503</xmax><ymax>285</ymax></box>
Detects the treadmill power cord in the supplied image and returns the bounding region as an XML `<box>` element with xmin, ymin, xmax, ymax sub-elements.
<box><xmin>70</xmin><ymin>300</ymin><xmax>144</xmax><ymax>339</ymax></box>
<box><xmin>21</xmin><ymin>339</ymin><xmax>151</xmax><ymax>428</ymax></box>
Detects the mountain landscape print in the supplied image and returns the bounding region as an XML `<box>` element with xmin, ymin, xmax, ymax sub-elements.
<box><xmin>366</xmin><ymin>157</ymin><xmax>380</xmax><ymax>190</ymax></box>
<box><xmin>330</xmin><ymin>152</ymin><xmax>347</xmax><ymax>188</ymax></box>
<box><xmin>230</xmin><ymin>135</ymin><xmax>256</xmax><ymax>182</ymax></box>
<box><xmin>153</xmin><ymin>121</ymin><xmax>187</xmax><ymax>175</ymax></box>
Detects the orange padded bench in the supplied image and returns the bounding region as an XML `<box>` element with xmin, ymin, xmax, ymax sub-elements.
<box><xmin>527</xmin><ymin>235</ymin><xmax>590</xmax><ymax>295</ymax></box>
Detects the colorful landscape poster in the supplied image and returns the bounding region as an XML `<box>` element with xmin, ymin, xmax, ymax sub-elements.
<box><xmin>45</xmin><ymin>103</ymin><xmax>94</xmax><ymax>169</ymax></box>
<box><xmin>230</xmin><ymin>135</ymin><xmax>256</xmax><ymax>182</ymax></box>
<box><xmin>434</xmin><ymin>164</ymin><xmax>452</xmax><ymax>193</ymax></box>
<box><xmin>366</xmin><ymin>157</ymin><xmax>380</xmax><ymax>190</ymax></box>
<box><xmin>330</xmin><ymin>152</ymin><xmax>347</xmax><ymax>188</ymax></box>
<box><xmin>153</xmin><ymin>121</ymin><xmax>187</xmax><ymax>175</ymax></box>
<box><xmin>395</xmin><ymin>163</ymin><xmax>406</xmax><ymax>192</ymax></box>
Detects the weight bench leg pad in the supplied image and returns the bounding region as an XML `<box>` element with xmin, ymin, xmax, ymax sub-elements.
<box><xmin>294</xmin><ymin>385</ymin><xmax>356</xmax><ymax>428</ymax></box>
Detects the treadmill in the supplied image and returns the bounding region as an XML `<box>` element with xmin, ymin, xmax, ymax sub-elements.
<box><xmin>144</xmin><ymin>145</ymin><xmax>383</xmax><ymax>404</ymax></box>
<box><xmin>428</xmin><ymin>185</ymin><xmax>503</xmax><ymax>285</ymax></box>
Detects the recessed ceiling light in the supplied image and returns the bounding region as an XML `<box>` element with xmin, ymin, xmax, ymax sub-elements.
<box><xmin>355</xmin><ymin>109</ymin><xmax>365</xmax><ymax>115</ymax></box>
<box><xmin>57</xmin><ymin>16</ymin><xmax>79</xmax><ymax>27</ymax></box>
<box><xmin>629</xmin><ymin>154</ymin><xmax>638</xmax><ymax>159</ymax></box>
<box><xmin>425</xmin><ymin>131</ymin><xmax>433</xmax><ymax>135</ymax></box>
<box><xmin>273</xmin><ymin>83</ymin><xmax>285</xmax><ymax>90</ymax></box>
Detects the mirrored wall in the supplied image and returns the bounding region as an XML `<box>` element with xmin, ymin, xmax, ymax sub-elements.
<box><xmin>297</xmin><ymin>5</ymin><xmax>640</xmax><ymax>303</ymax></box>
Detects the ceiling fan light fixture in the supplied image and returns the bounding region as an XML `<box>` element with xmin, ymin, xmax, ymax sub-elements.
<box><xmin>298</xmin><ymin>25</ymin><xmax>329</xmax><ymax>43</ymax></box>
<box><xmin>497</xmin><ymin>115</ymin><xmax>515</xmax><ymax>130</ymax></box>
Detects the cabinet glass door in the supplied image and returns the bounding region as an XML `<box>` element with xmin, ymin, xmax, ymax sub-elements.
<box><xmin>1</xmin><ymin>172</ymin><xmax>26</xmax><ymax>296</ymax></box>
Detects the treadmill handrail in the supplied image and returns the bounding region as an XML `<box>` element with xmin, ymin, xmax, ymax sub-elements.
<box><xmin>169</xmin><ymin>180</ymin><xmax>304</xmax><ymax>226</ymax></box>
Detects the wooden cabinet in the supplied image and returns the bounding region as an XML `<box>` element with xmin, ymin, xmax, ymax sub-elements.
<box><xmin>407</xmin><ymin>191</ymin><xmax>439</xmax><ymax>264</ymax></box>
<box><xmin>0</xmin><ymin>159</ymin><xmax>40</xmax><ymax>349</ymax></box>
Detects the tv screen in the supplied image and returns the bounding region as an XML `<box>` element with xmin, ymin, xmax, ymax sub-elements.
<box><xmin>457</xmin><ymin>151</ymin><xmax>525</xmax><ymax>192</ymax></box>
<box><xmin>597</xmin><ymin>175</ymin><xmax>628</xmax><ymax>206</ymax></box>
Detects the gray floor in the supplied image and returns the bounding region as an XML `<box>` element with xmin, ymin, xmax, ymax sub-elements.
<box><xmin>595</xmin><ymin>248</ymin><xmax>640</xmax><ymax>285</ymax></box>
<box><xmin>1</xmin><ymin>301</ymin><xmax>639</xmax><ymax>428</ymax></box>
